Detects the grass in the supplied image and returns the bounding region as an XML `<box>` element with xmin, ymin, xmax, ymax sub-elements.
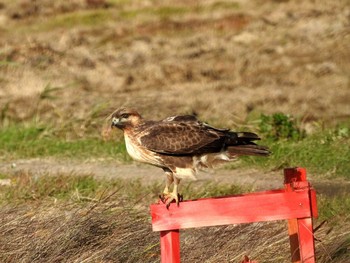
<box><xmin>118</xmin><ymin>1</ymin><xmax>241</xmax><ymax>19</ymax></box>
<box><xmin>0</xmin><ymin>115</ymin><xmax>348</xmax><ymax>263</ymax></box>
<box><xmin>3</xmin><ymin>2</ymin><xmax>242</xmax><ymax>35</ymax></box>
<box><xmin>234</xmin><ymin>116</ymin><xmax>350</xmax><ymax>179</ymax></box>
<box><xmin>4</xmin><ymin>9</ymin><xmax>115</xmax><ymax>36</ymax></box>
<box><xmin>0</xmin><ymin>173</ymin><xmax>100</xmax><ymax>203</ymax></box>
<box><xmin>1</xmin><ymin>120</ymin><xmax>349</xmax><ymax>179</ymax></box>
<box><xmin>1</xmin><ymin>171</ymin><xmax>349</xmax><ymax>224</ymax></box>
<box><xmin>238</xmin><ymin>132</ymin><xmax>350</xmax><ymax>179</ymax></box>
<box><xmin>0</xmin><ymin>124</ymin><xmax>129</xmax><ymax>161</ymax></box>
<box><xmin>0</xmin><ymin>181</ymin><xmax>159</xmax><ymax>262</ymax></box>
<box><xmin>32</xmin><ymin>9</ymin><xmax>116</xmax><ymax>31</ymax></box>
<box><xmin>0</xmin><ymin>173</ymin><xmax>349</xmax><ymax>262</ymax></box>
<box><xmin>0</xmin><ymin>0</ymin><xmax>348</xmax><ymax>261</ymax></box>
<box><xmin>1</xmin><ymin>117</ymin><xmax>348</xmax><ymax>263</ymax></box>
<box><xmin>120</xmin><ymin>6</ymin><xmax>190</xmax><ymax>20</ymax></box>
<box><xmin>317</xmin><ymin>193</ymin><xmax>350</xmax><ymax>222</ymax></box>
<box><xmin>0</xmin><ymin>171</ymin><xmax>249</xmax><ymax>205</ymax></box>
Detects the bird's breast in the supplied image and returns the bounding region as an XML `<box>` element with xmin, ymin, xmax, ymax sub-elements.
<box><xmin>124</xmin><ymin>133</ymin><xmax>162</xmax><ymax>166</ymax></box>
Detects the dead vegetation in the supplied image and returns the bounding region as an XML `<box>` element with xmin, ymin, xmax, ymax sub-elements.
<box><xmin>0</xmin><ymin>172</ymin><xmax>349</xmax><ymax>263</ymax></box>
<box><xmin>0</xmin><ymin>0</ymin><xmax>349</xmax><ymax>132</ymax></box>
<box><xmin>0</xmin><ymin>0</ymin><xmax>349</xmax><ymax>262</ymax></box>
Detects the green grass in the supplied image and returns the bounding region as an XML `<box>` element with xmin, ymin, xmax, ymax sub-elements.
<box><xmin>118</xmin><ymin>3</ymin><xmax>240</xmax><ymax>20</ymax></box>
<box><xmin>1</xmin><ymin>174</ymin><xmax>99</xmax><ymax>202</ymax></box>
<box><xmin>1</xmin><ymin>120</ymin><xmax>349</xmax><ymax>179</ymax></box>
<box><xmin>0</xmin><ymin>125</ymin><xmax>129</xmax><ymax>161</ymax></box>
<box><xmin>0</xmin><ymin>115</ymin><xmax>350</xmax><ymax>179</ymax></box>
<box><xmin>0</xmin><ymin>172</ymin><xmax>248</xmax><ymax>205</ymax></box>
<box><xmin>35</xmin><ymin>9</ymin><xmax>115</xmax><ymax>31</ymax></box>
<box><xmin>237</xmin><ymin>129</ymin><xmax>350</xmax><ymax>179</ymax></box>
<box><xmin>0</xmin><ymin>172</ymin><xmax>148</xmax><ymax>204</ymax></box>
<box><xmin>0</xmin><ymin>173</ymin><xmax>8</xmax><ymax>179</ymax></box>
<box><xmin>6</xmin><ymin>2</ymin><xmax>242</xmax><ymax>34</ymax></box>
<box><xmin>9</xmin><ymin>9</ymin><xmax>116</xmax><ymax>34</ymax></box>
<box><xmin>317</xmin><ymin>194</ymin><xmax>350</xmax><ymax>222</ymax></box>
<box><xmin>232</xmin><ymin>115</ymin><xmax>350</xmax><ymax>179</ymax></box>
<box><xmin>120</xmin><ymin>6</ymin><xmax>190</xmax><ymax>20</ymax></box>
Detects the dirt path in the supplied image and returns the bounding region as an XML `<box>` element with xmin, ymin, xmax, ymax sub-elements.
<box><xmin>1</xmin><ymin>158</ymin><xmax>349</xmax><ymax>196</ymax></box>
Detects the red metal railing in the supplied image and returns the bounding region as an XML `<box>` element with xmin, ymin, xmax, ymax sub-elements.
<box><xmin>150</xmin><ymin>167</ymin><xmax>318</xmax><ymax>263</ymax></box>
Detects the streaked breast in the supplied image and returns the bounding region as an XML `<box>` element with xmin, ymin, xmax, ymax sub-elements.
<box><xmin>124</xmin><ymin>133</ymin><xmax>162</xmax><ymax>166</ymax></box>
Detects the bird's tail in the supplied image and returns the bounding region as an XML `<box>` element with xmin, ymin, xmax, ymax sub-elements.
<box><xmin>227</xmin><ymin>144</ymin><xmax>270</xmax><ymax>157</ymax></box>
<box><xmin>227</xmin><ymin>132</ymin><xmax>270</xmax><ymax>157</ymax></box>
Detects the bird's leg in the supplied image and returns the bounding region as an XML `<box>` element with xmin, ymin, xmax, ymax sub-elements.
<box><xmin>165</xmin><ymin>177</ymin><xmax>183</xmax><ymax>209</ymax></box>
<box><xmin>158</xmin><ymin>169</ymin><xmax>183</xmax><ymax>208</ymax></box>
<box><xmin>159</xmin><ymin>170</ymin><xmax>174</xmax><ymax>203</ymax></box>
<box><xmin>163</xmin><ymin>171</ymin><xmax>174</xmax><ymax>196</ymax></box>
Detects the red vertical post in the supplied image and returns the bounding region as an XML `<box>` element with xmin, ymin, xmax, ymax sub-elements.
<box><xmin>160</xmin><ymin>230</ymin><xmax>180</xmax><ymax>263</ymax></box>
<box><xmin>284</xmin><ymin>167</ymin><xmax>316</xmax><ymax>263</ymax></box>
<box><xmin>287</xmin><ymin>218</ymin><xmax>301</xmax><ymax>262</ymax></box>
<box><xmin>297</xmin><ymin>217</ymin><xmax>316</xmax><ymax>263</ymax></box>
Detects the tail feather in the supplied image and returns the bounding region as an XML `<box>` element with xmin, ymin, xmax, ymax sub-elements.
<box><xmin>226</xmin><ymin>131</ymin><xmax>261</xmax><ymax>145</ymax></box>
<box><xmin>236</xmin><ymin>132</ymin><xmax>261</xmax><ymax>141</ymax></box>
<box><xmin>228</xmin><ymin>144</ymin><xmax>270</xmax><ymax>157</ymax></box>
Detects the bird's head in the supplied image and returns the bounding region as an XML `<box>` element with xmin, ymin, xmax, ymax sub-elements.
<box><xmin>110</xmin><ymin>107</ymin><xmax>142</xmax><ymax>130</ymax></box>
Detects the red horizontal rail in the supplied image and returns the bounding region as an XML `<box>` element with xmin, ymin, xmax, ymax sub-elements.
<box><xmin>151</xmin><ymin>190</ymin><xmax>311</xmax><ymax>232</ymax></box>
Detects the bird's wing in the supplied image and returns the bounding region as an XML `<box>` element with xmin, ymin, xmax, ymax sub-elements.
<box><xmin>139</xmin><ymin>121</ymin><xmax>225</xmax><ymax>155</ymax></box>
<box><xmin>162</xmin><ymin>115</ymin><xmax>199</xmax><ymax>123</ymax></box>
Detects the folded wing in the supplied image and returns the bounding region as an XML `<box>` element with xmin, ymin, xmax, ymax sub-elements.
<box><xmin>139</xmin><ymin>116</ymin><xmax>268</xmax><ymax>156</ymax></box>
<box><xmin>140</xmin><ymin>121</ymin><xmax>224</xmax><ymax>155</ymax></box>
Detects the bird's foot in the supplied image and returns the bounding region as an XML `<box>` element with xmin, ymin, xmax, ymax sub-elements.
<box><xmin>159</xmin><ymin>192</ymin><xmax>183</xmax><ymax>208</ymax></box>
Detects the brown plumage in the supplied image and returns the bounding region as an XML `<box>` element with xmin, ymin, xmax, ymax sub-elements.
<box><xmin>110</xmin><ymin>107</ymin><xmax>270</xmax><ymax>207</ymax></box>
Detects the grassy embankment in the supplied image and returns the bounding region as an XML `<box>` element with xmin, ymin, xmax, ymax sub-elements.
<box><xmin>0</xmin><ymin>114</ymin><xmax>349</xmax><ymax>262</ymax></box>
<box><xmin>1</xmin><ymin>113</ymin><xmax>349</xmax><ymax>220</ymax></box>
<box><xmin>1</xmin><ymin>113</ymin><xmax>349</xmax><ymax>179</ymax></box>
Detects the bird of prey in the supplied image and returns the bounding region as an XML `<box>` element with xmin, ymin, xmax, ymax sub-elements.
<box><xmin>110</xmin><ymin>107</ymin><xmax>270</xmax><ymax>208</ymax></box>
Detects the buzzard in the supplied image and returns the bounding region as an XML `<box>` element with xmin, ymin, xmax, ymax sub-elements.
<box><xmin>110</xmin><ymin>108</ymin><xmax>270</xmax><ymax>208</ymax></box>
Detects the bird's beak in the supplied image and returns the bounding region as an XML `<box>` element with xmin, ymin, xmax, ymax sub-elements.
<box><xmin>111</xmin><ymin>117</ymin><xmax>121</xmax><ymax>128</ymax></box>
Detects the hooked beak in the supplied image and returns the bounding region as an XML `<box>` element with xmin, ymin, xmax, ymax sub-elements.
<box><xmin>111</xmin><ymin>117</ymin><xmax>122</xmax><ymax>128</ymax></box>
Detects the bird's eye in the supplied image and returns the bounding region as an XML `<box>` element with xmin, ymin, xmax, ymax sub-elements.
<box><xmin>121</xmin><ymin>113</ymin><xmax>129</xmax><ymax>118</ymax></box>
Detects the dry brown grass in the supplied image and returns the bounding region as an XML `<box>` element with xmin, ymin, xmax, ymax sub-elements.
<box><xmin>0</xmin><ymin>200</ymin><xmax>159</xmax><ymax>262</ymax></box>
<box><xmin>0</xmin><ymin>0</ymin><xmax>349</xmax><ymax>133</ymax></box>
<box><xmin>0</xmin><ymin>0</ymin><xmax>349</xmax><ymax>262</ymax></box>
<box><xmin>1</xmin><ymin>192</ymin><xmax>349</xmax><ymax>263</ymax></box>
<box><xmin>0</xmin><ymin>172</ymin><xmax>349</xmax><ymax>263</ymax></box>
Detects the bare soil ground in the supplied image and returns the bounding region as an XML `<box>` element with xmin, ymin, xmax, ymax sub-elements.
<box><xmin>1</xmin><ymin>158</ymin><xmax>349</xmax><ymax>196</ymax></box>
